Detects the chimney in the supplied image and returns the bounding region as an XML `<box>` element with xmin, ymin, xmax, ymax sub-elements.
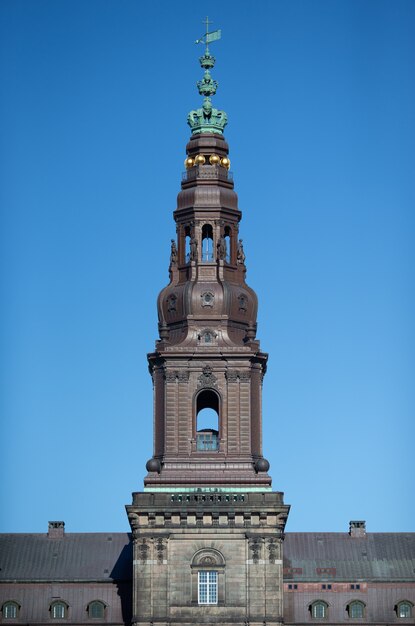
<box><xmin>48</xmin><ymin>521</ymin><xmax>65</xmax><ymax>538</ymax></box>
<box><xmin>349</xmin><ymin>520</ymin><xmax>366</xmax><ymax>537</ymax></box>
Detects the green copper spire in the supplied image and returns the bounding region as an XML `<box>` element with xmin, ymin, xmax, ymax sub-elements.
<box><xmin>187</xmin><ymin>17</ymin><xmax>228</xmax><ymax>135</ymax></box>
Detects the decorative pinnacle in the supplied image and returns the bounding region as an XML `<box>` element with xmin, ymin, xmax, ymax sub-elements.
<box><xmin>188</xmin><ymin>17</ymin><xmax>227</xmax><ymax>135</ymax></box>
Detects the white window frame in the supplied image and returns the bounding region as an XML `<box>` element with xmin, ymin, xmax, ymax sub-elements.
<box><xmin>198</xmin><ymin>570</ymin><xmax>218</xmax><ymax>605</ymax></box>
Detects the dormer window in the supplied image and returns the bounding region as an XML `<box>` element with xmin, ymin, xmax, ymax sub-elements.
<box><xmin>50</xmin><ymin>601</ymin><xmax>68</xmax><ymax>619</ymax></box>
<box><xmin>2</xmin><ymin>602</ymin><xmax>20</xmax><ymax>619</ymax></box>
<box><xmin>310</xmin><ymin>601</ymin><xmax>328</xmax><ymax>619</ymax></box>
<box><xmin>347</xmin><ymin>601</ymin><xmax>365</xmax><ymax>618</ymax></box>
<box><xmin>396</xmin><ymin>601</ymin><xmax>413</xmax><ymax>618</ymax></box>
<box><xmin>87</xmin><ymin>601</ymin><xmax>105</xmax><ymax>619</ymax></box>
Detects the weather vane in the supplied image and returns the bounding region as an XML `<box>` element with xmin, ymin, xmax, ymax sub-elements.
<box><xmin>195</xmin><ymin>16</ymin><xmax>222</xmax><ymax>52</ymax></box>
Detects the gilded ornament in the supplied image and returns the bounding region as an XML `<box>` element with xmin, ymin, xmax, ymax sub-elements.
<box><xmin>209</xmin><ymin>154</ymin><xmax>220</xmax><ymax>165</ymax></box>
<box><xmin>185</xmin><ymin>157</ymin><xmax>194</xmax><ymax>169</ymax></box>
<box><xmin>220</xmin><ymin>157</ymin><xmax>230</xmax><ymax>169</ymax></box>
<box><xmin>195</xmin><ymin>154</ymin><xmax>206</xmax><ymax>165</ymax></box>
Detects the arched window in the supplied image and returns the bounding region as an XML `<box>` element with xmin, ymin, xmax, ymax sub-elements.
<box><xmin>2</xmin><ymin>602</ymin><xmax>20</xmax><ymax>619</ymax></box>
<box><xmin>185</xmin><ymin>226</ymin><xmax>191</xmax><ymax>263</ymax></box>
<box><xmin>348</xmin><ymin>601</ymin><xmax>365</xmax><ymax>618</ymax></box>
<box><xmin>224</xmin><ymin>226</ymin><xmax>231</xmax><ymax>263</ymax></box>
<box><xmin>310</xmin><ymin>601</ymin><xmax>328</xmax><ymax>619</ymax></box>
<box><xmin>50</xmin><ymin>601</ymin><xmax>68</xmax><ymax>619</ymax></box>
<box><xmin>87</xmin><ymin>601</ymin><xmax>105</xmax><ymax>619</ymax></box>
<box><xmin>196</xmin><ymin>389</ymin><xmax>219</xmax><ymax>451</ymax></box>
<box><xmin>191</xmin><ymin>548</ymin><xmax>225</xmax><ymax>605</ymax></box>
<box><xmin>396</xmin><ymin>601</ymin><xmax>413</xmax><ymax>618</ymax></box>
<box><xmin>201</xmin><ymin>224</ymin><xmax>214</xmax><ymax>261</ymax></box>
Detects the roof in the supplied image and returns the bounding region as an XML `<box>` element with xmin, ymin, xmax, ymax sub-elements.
<box><xmin>0</xmin><ymin>532</ymin><xmax>132</xmax><ymax>582</ymax></box>
<box><xmin>1</xmin><ymin>531</ymin><xmax>414</xmax><ymax>583</ymax></box>
<box><xmin>283</xmin><ymin>532</ymin><xmax>415</xmax><ymax>582</ymax></box>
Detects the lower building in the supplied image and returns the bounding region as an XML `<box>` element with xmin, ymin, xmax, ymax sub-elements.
<box><xmin>1</xmin><ymin>520</ymin><xmax>414</xmax><ymax>624</ymax></box>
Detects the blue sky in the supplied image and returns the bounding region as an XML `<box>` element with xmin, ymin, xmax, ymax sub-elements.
<box><xmin>1</xmin><ymin>0</ymin><xmax>414</xmax><ymax>534</ymax></box>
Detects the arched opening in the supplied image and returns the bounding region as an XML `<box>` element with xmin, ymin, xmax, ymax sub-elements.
<box><xmin>196</xmin><ymin>389</ymin><xmax>219</xmax><ymax>450</ymax></box>
<box><xmin>224</xmin><ymin>226</ymin><xmax>231</xmax><ymax>263</ymax></box>
<box><xmin>185</xmin><ymin>226</ymin><xmax>191</xmax><ymax>263</ymax></box>
<box><xmin>202</xmin><ymin>224</ymin><xmax>214</xmax><ymax>261</ymax></box>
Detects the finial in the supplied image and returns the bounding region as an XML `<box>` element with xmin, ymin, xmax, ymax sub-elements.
<box><xmin>188</xmin><ymin>17</ymin><xmax>227</xmax><ymax>135</ymax></box>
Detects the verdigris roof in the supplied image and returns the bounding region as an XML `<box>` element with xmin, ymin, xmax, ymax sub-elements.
<box><xmin>283</xmin><ymin>532</ymin><xmax>415</xmax><ymax>582</ymax></box>
<box><xmin>0</xmin><ymin>532</ymin><xmax>132</xmax><ymax>582</ymax></box>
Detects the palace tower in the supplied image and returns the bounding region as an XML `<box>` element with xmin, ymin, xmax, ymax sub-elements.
<box><xmin>126</xmin><ymin>26</ymin><xmax>290</xmax><ymax>626</ymax></box>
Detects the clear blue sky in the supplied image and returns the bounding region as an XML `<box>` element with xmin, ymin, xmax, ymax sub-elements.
<box><xmin>1</xmin><ymin>0</ymin><xmax>414</xmax><ymax>534</ymax></box>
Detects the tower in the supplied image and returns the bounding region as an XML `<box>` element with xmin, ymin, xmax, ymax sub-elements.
<box><xmin>126</xmin><ymin>24</ymin><xmax>290</xmax><ymax>626</ymax></box>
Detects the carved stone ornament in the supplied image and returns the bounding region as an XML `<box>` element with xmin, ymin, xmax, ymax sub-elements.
<box><xmin>266</xmin><ymin>538</ymin><xmax>280</xmax><ymax>562</ymax></box>
<box><xmin>128</xmin><ymin>513</ymin><xmax>139</xmax><ymax>532</ymax></box>
<box><xmin>239</xmin><ymin>371</ymin><xmax>251</xmax><ymax>382</ymax></box>
<box><xmin>166</xmin><ymin>293</ymin><xmax>177</xmax><ymax>313</ymax></box>
<box><xmin>226</xmin><ymin>370</ymin><xmax>250</xmax><ymax>382</ymax></box>
<box><xmin>165</xmin><ymin>369</ymin><xmax>189</xmax><ymax>382</ymax></box>
<box><xmin>238</xmin><ymin>293</ymin><xmax>248</xmax><ymax>313</ymax></box>
<box><xmin>155</xmin><ymin>537</ymin><xmax>166</xmax><ymax>564</ymax></box>
<box><xmin>201</xmin><ymin>291</ymin><xmax>215</xmax><ymax>308</ymax></box>
<box><xmin>190</xmin><ymin>237</ymin><xmax>198</xmax><ymax>262</ymax></box>
<box><xmin>249</xmin><ymin>537</ymin><xmax>263</xmax><ymax>564</ymax></box>
<box><xmin>226</xmin><ymin>370</ymin><xmax>239</xmax><ymax>382</ymax></box>
<box><xmin>198</xmin><ymin>328</ymin><xmax>217</xmax><ymax>344</ymax></box>
<box><xmin>197</xmin><ymin>365</ymin><xmax>218</xmax><ymax>388</ymax></box>
<box><xmin>170</xmin><ymin>239</ymin><xmax>178</xmax><ymax>265</ymax></box>
<box><xmin>200</xmin><ymin>555</ymin><xmax>216</xmax><ymax>565</ymax></box>
<box><xmin>237</xmin><ymin>239</ymin><xmax>246</xmax><ymax>265</ymax></box>
<box><xmin>138</xmin><ymin>540</ymin><xmax>149</xmax><ymax>560</ymax></box>
<box><xmin>217</xmin><ymin>236</ymin><xmax>227</xmax><ymax>260</ymax></box>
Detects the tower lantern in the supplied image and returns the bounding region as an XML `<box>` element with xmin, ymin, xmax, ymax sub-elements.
<box><xmin>127</xmin><ymin>23</ymin><xmax>289</xmax><ymax>626</ymax></box>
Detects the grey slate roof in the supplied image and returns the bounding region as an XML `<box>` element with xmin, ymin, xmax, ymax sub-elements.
<box><xmin>0</xmin><ymin>532</ymin><xmax>132</xmax><ymax>582</ymax></box>
<box><xmin>283</xmin><ymin>532</ymin><xmax>415</xmax><ymax>582</ymax></box>
<box><xmin>1</xmin><ymin>531</ymin><xmax>414</xmax><ymax>583</ymax></box>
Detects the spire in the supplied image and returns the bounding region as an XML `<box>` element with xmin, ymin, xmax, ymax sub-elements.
<box><xmin>187</xmin><ymin>17</ymin><xmax>228</xmax><ymax>135</ymax></box>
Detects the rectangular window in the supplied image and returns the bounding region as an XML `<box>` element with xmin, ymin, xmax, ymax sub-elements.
<box><xmin>198</xmin><ymin>570</ymin><xmax>218</xmax><ymax>604</ymax></box>
<box><xmin>197</xmin><ymin>432</ymin><xmax>218</xmax><ymax>451</ymax></box>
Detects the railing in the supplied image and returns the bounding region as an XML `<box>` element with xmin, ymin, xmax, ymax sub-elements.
<box><xmin>182</xmin><ymin>166</ymin><xmax>233</xmax><ymax>183</ymax></box>
<box><xmin>185</xmin><ymin>252</ymin><xmax>230</xmax><ymax>263</ymax></box>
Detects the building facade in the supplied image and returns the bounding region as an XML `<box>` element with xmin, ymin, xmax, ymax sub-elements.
<box><xmin>1</xmin><ymin>27</ymin><xmax>414</xmax><ymax>626</ymax></box>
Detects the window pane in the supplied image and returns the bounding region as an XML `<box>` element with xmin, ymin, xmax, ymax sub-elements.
<box><xmin>313</xmin><ymin>602</ymin><xmax>326</xmax><ymax>618</ymax></box>
<box><xmin>52</xmin><ymin>603</ymin><xmax>65</xmax><ymax>619</ymax></box>
<box><xmin>4</xmin><ymin>604</ymin><xmax>17</xmax><ymax>619</ymax></box>
<box><xmin>198</xmin><ymin>570</ymin><xmax>218</xmax><ymax>605</ymax></box>
<box><xmin>399</xmin><ymin>603</ymin><xmax>411</xmax><ymax>618</ymax></box>
<box><xmin>350</xmin><ymin>603</ymin><xmax>363</xmax><ymax>618</ymax></box>
<box><xmin>208</xmin><ymin>571</ymin><xmax>217</xmax><ymax>603</ymax></box>
<box><xmin>197</xmin><ymin>432</ymin><xmax>218</xmax><ymax>450</ymax></box>
<box><xmin>89</xmin><ymin>602</ymin><xmax>104</xmax><ymax>618</ymax></box>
